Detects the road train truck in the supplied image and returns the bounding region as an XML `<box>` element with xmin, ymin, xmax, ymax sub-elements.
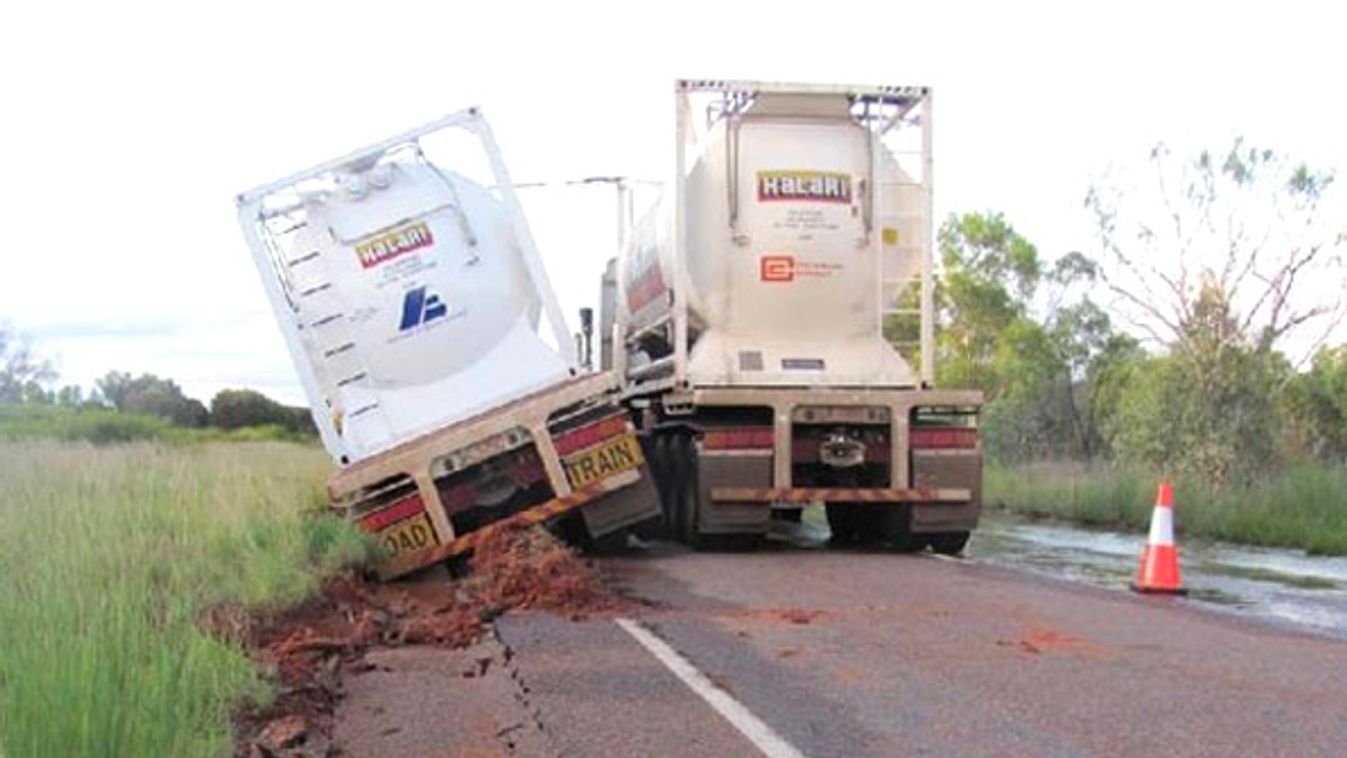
<box><xmin>236</xmin><ymin>109</ymin><xmax>658</xmax><ymax>579</ymax></box>
<box><xmin>604</xmin><ymin>80</ymin><xmax>982</xmax><ymax>552</ymax></box>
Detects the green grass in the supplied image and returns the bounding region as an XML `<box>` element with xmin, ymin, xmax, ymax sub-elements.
<box><xmin>0</xmin><ymin>441</ymin><xmax>372</xmax><ymax>757</ymax></box>
<box><xmin>986</xmin><ymin>461</ymin><xmax>1347</xmax><ymax>555</ymax></box>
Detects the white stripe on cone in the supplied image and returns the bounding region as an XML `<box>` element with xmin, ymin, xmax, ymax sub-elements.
<box><xmin>1147</xmin><ymin>502</ymin><xmax>1175</xmax><ymax>547</ymax></box>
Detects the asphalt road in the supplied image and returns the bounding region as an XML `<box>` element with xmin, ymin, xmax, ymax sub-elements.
<box><xmin>494</xmin><ymin>541</ymin><xmax>1347</xmax><ymax>757</ymax></box>
<box><xmin>336</xmin><ymin>540</ymin><xmax>1347</xmax><ymax>757</ymax></box>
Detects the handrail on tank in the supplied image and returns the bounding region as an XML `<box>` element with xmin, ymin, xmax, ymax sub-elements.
<box><xmin>681</xmin><ymin>80</ymin><xmax>928</xmax><ymax>137</ymax></box>
<box><xmin>235</xmin><ymin>108</ymin><xmax>483</xmax><ymax>207</ymax></box>
<box><xmin>678</xmin><ymin>79</ymin><xmax>927</xmax><ymax>101</ymax></box>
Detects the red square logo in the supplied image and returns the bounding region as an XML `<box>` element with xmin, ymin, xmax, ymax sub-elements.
<box><xmin>760</xmin><ymin>255</ymin><xmax>795</xmax><ymax>282</ymax></box>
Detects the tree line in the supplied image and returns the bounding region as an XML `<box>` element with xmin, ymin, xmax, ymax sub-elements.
<box><xmin>0</xmin><ymin>334</ymin><xmax>316</xmax><ymax>437</ymax></box>
<box><xmin>893</xmin><ymin>139</ymin><xmax>1346</xmax><ymax>486</ymax></box>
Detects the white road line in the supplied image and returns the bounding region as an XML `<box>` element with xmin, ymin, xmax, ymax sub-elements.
<box><xmin>615</xmin><ymin>617</ymin><xmax>808</xmax><ymax>758</ymax></box>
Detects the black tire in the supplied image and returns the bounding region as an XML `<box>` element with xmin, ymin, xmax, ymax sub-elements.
<box><xmin>877</xmin><ymin>505</ymin><xmax>922</xmax><ymax>552</ymax></box>
<box><xmin>638</xmin><ymin>434</ymin><xmax>660</xmax><ymax>489</ymax></box>
<box><xmin>651</xmin><ymin>435</ymin><xmax>676</xmax><ymax>538</ymax></box>
<box><xmin>717</xmin><ymin>532</ymin><xmax>764</xmax><ymax>551</ymax></box>
<box><xmin>675</xmin><ymin>434</ymin><xmax>705</xmax><ymax>549</ymax></box>
<box><xmin>583</xmin><ymin>523</ymin><xmax>630</xmax><ymax>554</ymax></box>
<box><xmin>927</xmin><ymin>531</ymin><xmax>970</xmax><ymax>556</ymax></box>
<box><xmin>826</xmin><ymin>503</ymin><xmax>863</xmax><ymax>545</ymax></box>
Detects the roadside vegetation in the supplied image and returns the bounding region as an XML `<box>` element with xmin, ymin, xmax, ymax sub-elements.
<box><xmin>889</xmin><ymin>139</ymin><xmax>1347</xmax><ymax>551</ymax></box>
<box><xmin>0</xmin><ymin>403</ymin><xmax>313</xmax><ymax>445</ymax></box>
<box><xmin>986</xmin><ymin>463</ymin><xmax>1347</xmax><ymax>555</ymax></box>
<box><xmin>0</xmin><ymin>327</ymin><xmax>318</xmax><ymax>443</ymax></box>
<box><xmin>0</xmin><ymin>441</ymin><xmax>372</xmax><ymax>757</ymax></box>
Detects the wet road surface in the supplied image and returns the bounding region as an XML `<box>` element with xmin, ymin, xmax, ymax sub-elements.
<box><xmin>492</xmin><ymin>538</ymin><xmax>1347</xmax><ymax>757</ymax></box>
<box><xmin>337</xmin><ymin>518</ymin><xmax>1347</xmax><ymax>756</ymax></box>
<box><xmin>972</xmin><ymin>511</ymin><xmax>1347</xmax><ymax>640</ymax></box>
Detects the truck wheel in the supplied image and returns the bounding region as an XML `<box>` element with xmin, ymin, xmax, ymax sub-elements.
<box><xmin>878</xmin><ymin>505</ymin><xmax>922</xmax><ymax>552</ymax></box>
<box><xmin>927</xmin><ymin>531</ymin><xmax>970</xmax><ymax>556</ymax></box>
<box><xmin>826</xmin><ymin>503</ymin><xmax>862</xmax><ymax>545</ymax></box>
<box><xmin>590</xmin><ymin>526</ymin><xmax>632</xmax><ymax>555</ymax></box>
<box><xmin>675</xmin><ymin>434</ymin><xmax>706</xmax><ymax>549</ymax></box>
<box><xmin>651</xmin><ymin>435</ymin><xmax>677</xmax><ymax>538</ymax></box>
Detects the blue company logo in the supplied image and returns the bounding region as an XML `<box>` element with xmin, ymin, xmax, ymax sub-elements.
<box><xmin>398</xmin><ymin>286</ymin><xmax>448</xmax><ymax>331</ymax></box>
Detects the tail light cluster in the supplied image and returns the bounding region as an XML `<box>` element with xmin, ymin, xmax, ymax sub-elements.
<box><xmin>909</xmin><ymin>427</ymin><xmax>979</xmax><ymax>449</ymax></box>
<box><xmin>702</xmin><ymin>427</ymin><xmax>775</xmax><ymax>450</ymax></box>
<box><xmin>910</xmin><ymin>406</ymin><xmax>980</xmax><ymax>450</ymax></box>
<box><xmin>553</xmin><ymin>414</ymin><xmax>630</xmax><ymax>455</ymax></box>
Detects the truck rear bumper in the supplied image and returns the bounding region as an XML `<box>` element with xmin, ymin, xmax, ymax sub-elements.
<box><xmin>662</xmin><ymin>385</ymin><xmax>981</xmax><ymax>492</ymax></box>
<box><xmin>381</xmin><ymin>469</ymin><xmax>642</xmax><ymax>580</ymax></box>
<box><xmin>331</xmin><ymin>372</ymin><xmax>660</xmax><ymax>580</ymax></box>
<box><xmin>656</xmin><ymin>385</ymin><xmax>983</xmax><ymax>537</ymax></box>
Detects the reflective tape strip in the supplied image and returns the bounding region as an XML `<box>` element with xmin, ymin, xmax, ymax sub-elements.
<box><xmin>1147</xmin><ymin>503</ymin><xmax>1175</xmax><ymax>547</ymax></box>
<box><xmin>710</xmin><ymin>486</ymin><xmax>970</xmax><ymax>503</ymax></box>
<box><xmin>702</xmin><ymin>427</ymin><xmax>775</xmax><ymax>450</ymax></box>
<box><xmin>553</xmin><ymin>415</ymin><xmax>631</xmax><ymax>456</ymax></box>
<box><xmin>357</xmin><ymin>493</ymin><xmax>426</xmax><ymax>532</ymax></box>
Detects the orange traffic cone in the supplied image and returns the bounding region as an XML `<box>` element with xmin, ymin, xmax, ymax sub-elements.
<box><xmin>1132</xmin><ymin>481</ymin><xmax>1186</xmax><ymax>595</ymax></box>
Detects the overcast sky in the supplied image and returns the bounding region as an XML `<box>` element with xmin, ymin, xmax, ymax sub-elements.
<box><xmin>3</xmin><ymin>1</ymin><xmax>1344</xmax><ymax>405</ymax></box>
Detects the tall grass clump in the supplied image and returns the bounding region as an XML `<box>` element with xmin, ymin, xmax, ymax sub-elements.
<box><xmin>0</xmin><ymin>441</ymin><xmax>371</xmax><ymax>757</ymax></box>
<box><xmin>986</xmin><ymin>461</ymin><xmax>1347</xmax><ymax>555</ymax></box>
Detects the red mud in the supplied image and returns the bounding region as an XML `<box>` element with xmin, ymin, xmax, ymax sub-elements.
<box><xmin>721</xmin><ymin>607</ymin><xmax>832</xmax><ymax>626</ymax></box>
<box><xmin>997</xmin><ymin>627</ymin><xmax>1111</xmax><ymax>659</ymax></box>
<box><xmin>467</xmin><ymin>523</ymin><xmax>622</xmax><ymax>620</ymax></box>
<box><xmin>227</xmin><ymin>524</ymin><xmax>619</xmax><ymax>757</ymax></box>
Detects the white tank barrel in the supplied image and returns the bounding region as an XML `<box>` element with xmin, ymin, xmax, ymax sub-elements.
<box><xmin>621</xmin><ymin>87</ymin><xmax>928</xmax><ymax>388</ymax></box>
<box><xmin>237</xmin><ymin>111</ymin><xmax>573</xmax><ymax>463</ymax></box>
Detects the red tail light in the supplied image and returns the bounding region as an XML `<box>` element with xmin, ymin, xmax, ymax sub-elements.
<box><xmin>910</xmin><ymin>427</ymin><xmax>979</xmax><ymax>449</ymax></box>
<box><xmin>553</xmin><ymin>415</ymin><xmax>629</xmax><ymax>455</ymax></box>
<box><xmin>703</xmin><ymin>427</ymin><xmax>775</xmax><ymax>450</ymax></box>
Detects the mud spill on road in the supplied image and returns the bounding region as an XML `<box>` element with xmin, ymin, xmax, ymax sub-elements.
<box><xmin>469</xmin><ymin>523</ymin><xmax>624</xmax><ymax>620</ymax></box>
<box><xmin>723</xmin><ymin>607</ymin><xmax>832</xmax><ymax>626</ymax></box>
<box><xmin>226</xmin><ymin>524</ymin><xmax>620</xmax><ymax>756</ymax></box>
<box><xmin>996</xmin><ymin>628</ymin><xmax>1111</xmax><ymax>659</ymax></box>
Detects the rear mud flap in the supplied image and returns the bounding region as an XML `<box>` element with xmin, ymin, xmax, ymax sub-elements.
<box><xmin>911</xmin><ymin>449</ymin><xmax>982</xmax><ymax>534</ymax></box>
<box><xmin>695</xmin><ymin>454</ymin><xmax>773</xmax><ymax>535</ymax></box>
<box><xmin>910</xmin><ymin>501</ymin><xmax>981</xmax><ymax>534</ymax></box>
<box><xmin>579</xmin><ymin>470</ymin><xmax>660</xmax><ymax>537</ymax></box>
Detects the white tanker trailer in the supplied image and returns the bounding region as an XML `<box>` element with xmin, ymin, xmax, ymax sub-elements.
<box><xmin>237</xmin><ymin>109</ymin><xmax>657</xmax><ymax>578</ymax></box>
<box><xmin>604</xmin><ymin>81</ymin><xmax>982</xmax><ymax>551</ymax></box>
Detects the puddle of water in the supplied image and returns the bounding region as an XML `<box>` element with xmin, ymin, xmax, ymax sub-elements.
<box><xmin>971</xmin><ymin>511</ymin><xmax>1347</xmax><ymax>639</ymax></box>
<box><xmin>1197</xmin><ymin>562</ymin><xmax>1341</xmax><ymax>591</ymax></box>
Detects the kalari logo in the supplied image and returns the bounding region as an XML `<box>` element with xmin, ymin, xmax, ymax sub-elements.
<box><xmin>355</xmin><ymin>221</ymin><xmax>434</xmax><ymax>269</ymax></box>
<box><xmin>757</xmin><ymin>170</ymin><xmax>852</xmax><ymax>203</ymax></box>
